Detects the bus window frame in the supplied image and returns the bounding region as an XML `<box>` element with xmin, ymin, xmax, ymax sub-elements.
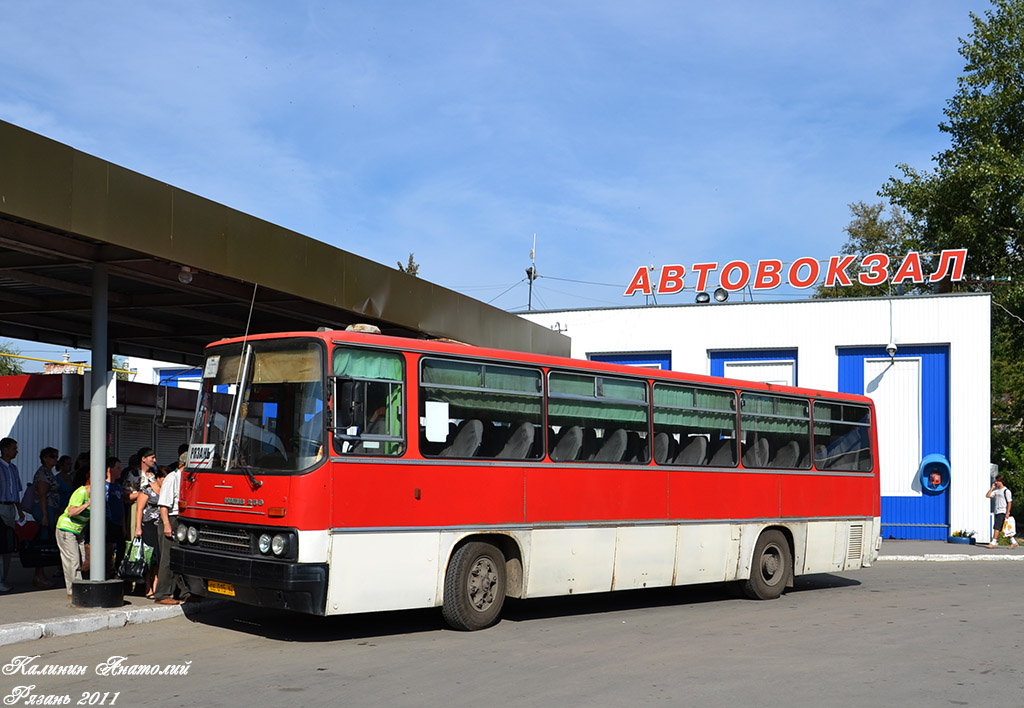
<box><xmin>330</xmin><ymin>343</ymin><xmax>408</xmax><ymax>458</ymax></box>
<box><xmin>418</xmin><ymin>355</ymin><xmax>545</xmax><ymax>460</ymax></box>
<box><xmin>546</xmin><ymin>368</ymin><xmax>651</xmax><ymax>464</ymax></box>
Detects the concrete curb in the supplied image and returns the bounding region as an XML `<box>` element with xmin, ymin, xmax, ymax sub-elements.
<box><xmin>878</xmin><ymin>554</ymin><xmax>1024</xmax><ymax>562</ymax></box>
<box><xmin>0</xmin><ymin>600</ymin><xmax>228</xmax><ymax>647</ymax></box>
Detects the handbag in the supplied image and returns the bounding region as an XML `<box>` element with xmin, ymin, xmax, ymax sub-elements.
<box><xmin>18</xmin><ymin>528</ymin><xmax>59</xmax><ymax>568</ymax></box>
<box><xmin>117</xmin><ymin>537</ymin><xmax>152</xmax><ymax>582</ymax></box>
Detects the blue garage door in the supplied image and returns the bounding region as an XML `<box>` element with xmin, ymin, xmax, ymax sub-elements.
<box><xmin>838</xmin><ymin>346</ymin><xmax>950</xmax><ymax>540</ymax></box>
<box><xmin>589</xmin><ymin>352</ymin><xmax>671</xmax><ymax>370</ymax></box>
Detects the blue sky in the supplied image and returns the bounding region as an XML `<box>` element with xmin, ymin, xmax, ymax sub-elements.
<box><xmin>0</xmin><ymin>1</ymin><xmax>981</xmax><ymax>362</ymax></box>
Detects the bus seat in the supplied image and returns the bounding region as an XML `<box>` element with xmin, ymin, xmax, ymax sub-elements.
<box><xmin>653</xmin><ymin>433</ymin><xmax>672</xmax><ymax>464</ymax></box>
<box><xmin>550</xmin><ymin>426</ymin><xmax>583</xmax><ymax>461</ymax></box>
<box><xmin>742</xmin><ymin>437</ymin><xmax>769</xmax><ymax>468</ymax></box>
<box><xmin>593</xmin><ymin>429</ymin><xmax>627</xmax><ymax>462</ymax></box>
<box><xmin>440</xmin><ymin>419</ymin><xmax>484</xmax><ymax>458</ymax></box>
<box><xmin>806</xmin><ymin>444</ymin><xmax>828</xmax><ymax>469</ymax></box>
<box><xmin>496</xmin><ymin>422</ymin><xmax>535</xmax><ymax>459</ymax></box>
<box><xmin>708</xmin><ymin>439</ymin><xmax>737</xmax><ymax>466</ymax></box>
<box><xmin>674</xmin><ymin>436</ymin><xmax>707</xmax><ymax>466</ymax></box>
<box><xmin>770</xmin><ymin>440</ymin><xmax>800</xmax><ymax>468</ymax></box>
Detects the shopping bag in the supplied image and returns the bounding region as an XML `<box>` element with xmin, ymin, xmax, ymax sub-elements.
<box><xmin>1002</xmin><ymin>515</ymin><xmax>1016</xmax><ymax>538</ymax></box>
<box><xmin>117</xmin><ymin>538</ymin><xmax>151</xmax><ymax>581</ymax></box>
<box><xmin>18</xmin><ymin>527</ymin><xmax>59</xmax><ymax>568</ymax></box>
<box><xmin>14</xmin><ymin>512</ymin><xmax>38</xmax><ymax>542</ymax></box>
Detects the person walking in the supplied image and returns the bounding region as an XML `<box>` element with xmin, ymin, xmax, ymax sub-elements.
<box><xmin>55</xmin><ymin>475</ymin><xmax>91</xmax><ymax>599</ymax></box>
<box><xmin>986</xmin><ymin>476</ymin><xmax>1017</xmax><ymax>548</ymax></box>
<box><xmin>0</xmin><ymin>437</ymin><xmax>26</xmax><ymax>593</ymax></box>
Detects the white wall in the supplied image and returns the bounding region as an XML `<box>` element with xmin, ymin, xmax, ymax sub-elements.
<box><xmin>521</xmin><ymin>293</ymin><xmax>992</xmax><ymax>539</ymax></box>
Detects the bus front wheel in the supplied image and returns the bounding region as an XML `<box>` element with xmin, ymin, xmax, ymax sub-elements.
<box><xmin>442</xmin><ymin>542</ymin><xmax>507</xmax><ymax>631</ymax></box>
<box><xmin>743</xmin><ymin>530</ymin><xmax>791</xmax><ymax>600</ymax></box>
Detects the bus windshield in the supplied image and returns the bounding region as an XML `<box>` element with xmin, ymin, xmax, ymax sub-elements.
<box><xmin>189</xmin><ymin>339</ymin><xmax>325</xmax><ymax>473</ymax></box>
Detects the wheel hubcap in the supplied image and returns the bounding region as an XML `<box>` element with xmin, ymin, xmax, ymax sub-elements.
<box><xmin>761</xmin><ymin>544</ymin><xmax>782</xmax><ymax>584</ymax></box>
<box><xmin>468</xmin><ymin>557</ymin><xmax>498</xmax><ymax>610</ymax></box>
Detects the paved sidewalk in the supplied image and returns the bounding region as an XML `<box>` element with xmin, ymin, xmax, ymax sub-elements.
<box><xmin>875</xmin><ymin>538</ymin><xmax>1024</xmax><ymax>561</ymax></box>
<box><xmin>1</xmin><ymin>539</ymin><xmax>1021</xmax><ymax>647</ymax></box>
<box><xmin>0</xmin><ymin>556</ymin><xmax>224</xmax><ymax>647</ymax></box>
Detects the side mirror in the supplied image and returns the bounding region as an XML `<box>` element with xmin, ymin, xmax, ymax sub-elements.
<box><xmin>336</xmin><ymin>379</ymin><xmax>364</xmax><ymax>428</ymax></box>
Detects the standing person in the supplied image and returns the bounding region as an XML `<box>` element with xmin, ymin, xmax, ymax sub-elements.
<box><xmin>987</xmin><ymin>476</ymin><xmax>1017</xmax><ymax>548</ymax></box>
<box><xmin>55</xmin><ymin>475</ymin><xmax>91</xmax><ymax>599</ymax></box>
<box><xmin>153</xmin><ymin>454</ymin><xmax>184</xmax><ymax>605</ymax></box>
<box><xmin>0</xmin><ymin>437</ymin><xmax>26</xmax><ymax>593</ymax></box>
<box><xmin>31</xmin><ymin>447</ymin><xmax>60</xmax><ymax>588</ymax></box>
<box><xmin>104</xmin><ymin>457</ymin><xmax>126</xmax><ymax>576</ymax></box>
<box><xmin>133</xmin><ymin>452</ymin><xmax>163</xmax><ymax>598</ymax></box>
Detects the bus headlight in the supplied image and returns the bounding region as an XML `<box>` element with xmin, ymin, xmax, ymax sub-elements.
<box><xmin>175</xmin><ymin>524</ymin><xmax>188</xmax><ymax>543</ymax></box>
<box><xmin>271</xmin><ymin>534</ymin><xmax>288</xmax><ymax>556</ymax></box>
<box><xmin>258</xmin><ymin>533</ymin><xmax>272</xmax><ymax>554</ymax></box>
<box><xmin>187</xmin><ymin>526</ymin><xmax>198</xmax><ymax>544</ymax></box>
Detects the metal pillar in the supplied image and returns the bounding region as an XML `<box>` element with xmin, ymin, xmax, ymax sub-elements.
<box><xmin>89</xmin><ymin>264</ymin><xmax>107</xmax><ymax>581</ymax></box>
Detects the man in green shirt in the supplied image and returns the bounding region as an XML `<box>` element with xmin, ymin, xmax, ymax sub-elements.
<box><xmin>55</xmin><ymin>477</ymin><xmax>91</xmax><ymax>599</ymax></box>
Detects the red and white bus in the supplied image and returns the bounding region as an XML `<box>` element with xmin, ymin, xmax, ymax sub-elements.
<box><xmin>172</xmin><ymin>328</ymin><xmax>880</xmax><ymax>630</ymax></box>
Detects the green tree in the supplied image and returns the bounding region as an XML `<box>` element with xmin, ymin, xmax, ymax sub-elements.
<box><xmin>881</xmin><ymin>0</ymin><xmax>1024</xmax><ymax>280</ymax></box>
<box><xmin>873</xmin><ymin>0</ymin><xmax>1024</xmax><ymax>517</ymax></box>
<box><xmin>815</xmin><ymin>201</ymin><xmax>918</xmax><ymax>298</ymax></box>
<box><xmin>0</xmin><ymin>341</ymin><xmax>25</xmax><ymax>376</ymax></box>
<box><xmin>112</xmin><ymin>355</ymin><xmax>130</xmax><ymax>381</ymax></box>
<box><xmin>396</xmin><ymin>253</ymin><xmax>420</xmax><ymax>277</ymax></box>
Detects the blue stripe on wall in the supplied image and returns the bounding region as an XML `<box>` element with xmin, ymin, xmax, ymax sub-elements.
<box><xmin>709</xmin><ymin>349</ymin><xmax>798</xmax><ymax>382</ymax></box>
<box><xmin>837</xmin><ymin>345</ymin><xmax>950</xmax><ymax>540</ymax></box>
<box><xmin>590</xmin><ymin>352</ymin><xmax>671</xmax><ymax>370</ymax></box>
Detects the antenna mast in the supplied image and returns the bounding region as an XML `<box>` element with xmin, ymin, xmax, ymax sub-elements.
<box><xmin>526</xmin><ymin>234</ymin><xmax>538</xmax><ymax>311</ymax></box>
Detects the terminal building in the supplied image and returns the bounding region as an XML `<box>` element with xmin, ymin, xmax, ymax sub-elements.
<box><xmin>522</xmin><ymin>293</ymin><xmax>993</xmax><ymax>542</ymax></box>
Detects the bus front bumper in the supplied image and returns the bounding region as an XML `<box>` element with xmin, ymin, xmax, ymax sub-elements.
<box><xmin>170</xmin><ymin>546</ymin><xmax>328</xmax><ymax>615</ymax></box>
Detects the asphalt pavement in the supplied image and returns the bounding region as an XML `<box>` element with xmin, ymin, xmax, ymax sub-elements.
<box><xmin>1</xmin><ymin>538</ymin><xmax>1020</xmax><ymax>647</ymax></box>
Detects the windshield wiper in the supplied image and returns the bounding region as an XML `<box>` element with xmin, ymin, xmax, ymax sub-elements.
<box><xmin>240</xmin><ymin>465</ymin><xmax>262</xmax><ymax>490</ymax></box>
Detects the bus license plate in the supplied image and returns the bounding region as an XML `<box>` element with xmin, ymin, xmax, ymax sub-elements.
<box><xmin>208</xmin><ymin>581</ymin><xmax>235</xmax><ymax>597</ymax></box>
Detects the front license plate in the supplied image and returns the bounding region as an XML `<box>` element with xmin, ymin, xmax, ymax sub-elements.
<box><xmin>207</xmin><ymin>581</ymin><xmax>235</xmax><ymax>596</ymax></box>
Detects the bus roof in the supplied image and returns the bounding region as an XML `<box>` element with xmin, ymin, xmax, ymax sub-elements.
<box><xmin>205</xmin><ymin>329</ymin><xmax>874</xmax><ymax>406</ymax></box>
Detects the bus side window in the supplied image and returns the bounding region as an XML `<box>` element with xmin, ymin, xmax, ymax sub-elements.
<box><xmin>813</xmin><ymin>402</ymin><xmax>873</xmax><ymax>471</ymax></box>
<box><xmin>652</xmin><ymin>384</ymin><xmax>737</xmax><ymax>467</ymax></box>
<box><xmin>332</xmin><ymin>347</ymin><xmax>405</xmax><ymax>457</ymax></box>
<box><xmin>739</xmin><ymin>394</ymin><xmax>810</xmax><ymax>469</ymax></box>
<box><xmin>547</xmin><ymin>373</ymin><xmax>648</xmax><ymax>464</ymax></box>
<box><xmin>419</xmin><ymin>358</ymin><xmax>543</xmax><ymax>460</ymax></box>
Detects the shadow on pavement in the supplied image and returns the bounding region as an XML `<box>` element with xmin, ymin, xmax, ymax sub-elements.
<box><xmin>185</xmin><ymin>572</ymin><xmax>859</xmax><ymax>642</ymax></box>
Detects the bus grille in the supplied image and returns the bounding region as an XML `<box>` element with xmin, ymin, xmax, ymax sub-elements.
<box><xmin>847</xmin><ymin>524</ymin><xmax>864</xmax><ymax>562</ymax></box>
<box><xmin>197</xmin><ymin>526</ymin><xmax>251</xmax><ymax>554</ymax></box>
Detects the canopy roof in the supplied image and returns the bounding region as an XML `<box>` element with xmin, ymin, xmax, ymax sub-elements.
<box><xmin>0</xmin><ymin>120</ymin><xmax>568</xmax><ymax>366</ymax></box>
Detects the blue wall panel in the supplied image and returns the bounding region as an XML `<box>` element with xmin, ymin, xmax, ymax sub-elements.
<box><xmin>708</xmin><ymin>349</ymin><xmax>798</xmax><ymax>382</ymax></box>
<box><xmin>590</xmin><ymin>352</ymin><xmax>671</xmax><ymax>370</ymax></box>
<box><xmin>838</xmin><ymin>346</ymin><xmax>950</xmax><ymax>540</ymax></box>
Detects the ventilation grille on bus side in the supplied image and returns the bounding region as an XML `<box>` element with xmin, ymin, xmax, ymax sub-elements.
<box><xmin>847</xmin><ymin>524</ymin><xmax>864</xmax><ymax>563</ymax></box>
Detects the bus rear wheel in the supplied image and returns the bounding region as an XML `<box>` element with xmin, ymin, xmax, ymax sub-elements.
<box><xmin>442</xmin><ymin>541</ymin><xmax>507</xmax><ymax>631</ymax></box>
<box><xmin>743</xmin><ymin>530</ymin><xmax>791</xmax><ymax>600</ymax></box>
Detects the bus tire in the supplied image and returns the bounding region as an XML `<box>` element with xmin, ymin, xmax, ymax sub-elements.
<box><xmin>442</xmin><ymin>541</ymin><xmax>507</xmax><ymax>631</ymax></box>
<box><xmin>742</xmin><ymin>529</ymin><xmax>791</xmax><ymax>600</ymax></box>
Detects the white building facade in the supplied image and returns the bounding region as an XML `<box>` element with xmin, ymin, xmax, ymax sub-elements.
<box><xmin>522</xmin><ymin>293</ymin><xmax>992</xmax><ymax>542</ymax></box>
